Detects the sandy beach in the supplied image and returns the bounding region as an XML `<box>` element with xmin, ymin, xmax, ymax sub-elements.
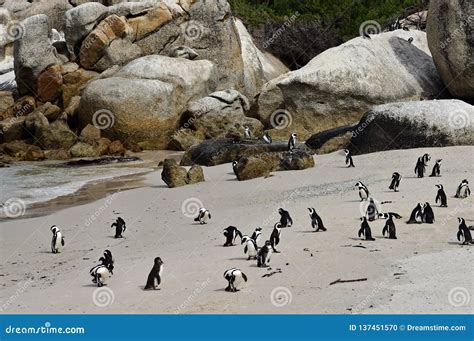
<box><xmin>0</xmin><ymin>146</ymin><xmax>473</xmax><ymax>314</ymax></box>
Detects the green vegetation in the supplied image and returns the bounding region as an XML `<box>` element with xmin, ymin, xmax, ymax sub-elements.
<box><xmin>229</xmin><ymin>0</ymin><xmax>428</xmax><ymax>41</ymax></box>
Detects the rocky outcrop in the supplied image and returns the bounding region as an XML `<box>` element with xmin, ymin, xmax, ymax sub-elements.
<box><xmin>350</xmin><ymin>100</ymin><xmax>474</xmax><ymax>154</ymax></box>
<box><xmin>254</xmin><ymin>30</ymin><xmax>445</xmax><ymax>140</ymax></box>
<box><xmin>79</xmin><ymin>55</ymin><xmax>218</xmax><ymax>149</ymax></box>
<box><xmin>171</xmin><ymin>89</ymin><xmax>263</xmax><ymax>150</ymax></box>
<box><xmin>13</xmin><ymin>14</ymin><xmax>62</xmax><ymax>97</ymax></box>
<box><xmin>234</xmin><ymin>149</ymin><xmax>315</xmax><ymax>181</ymax></box>
<box><xmin>427</xmin><ymin>0</ymin><xmax>474</xmax><ymax>102</ymax></box>
<box><xmin>35</xmin><ymin>114</ymin><xmax>77</xmax><ymax>150</ymax></box>
<box><xmin>161</xmin><ymin>158</ymin><xmax>205</xmax><ymax>188</ymax></box>
<box><xmin>180</xmin><ymin>138</ymin><xmax>305</xmax><ymax>166</ymax></box>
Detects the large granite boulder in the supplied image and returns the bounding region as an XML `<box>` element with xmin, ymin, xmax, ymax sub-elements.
<box><xmin>180</xmin><ymin>138</ymin><xmax>306</xmax><ymax>166</ymax></box>
<box><xmin>254</xmin><ymin>30</ymin><xmax>445</xmax><ymax>140</ymax></box>
<box><xmin>13</xmin><ymin>14</ymin><xmax>63</xmax><ymax>97</ymax></box>
<box><xmin>350</xmin><ymin>100</ymin><xmax>474</xmax><ymax>154</ymax></box>
<box><xmin>161</xmin><ymin>158</ymin><xmax>205</xmax><ymax>188</ymax></box>
<box><xmin>427</xmin><ymin>0</ymin><xmax>474</xmax><ymax>102</ymax></box>
<box><xmin>7</xmin><ymin>0</ymin><xmax>73</xmax><ymax>31</ymax></box>
<box><xmin>171</xmin><ymin>89</ymin><xmax>263</xmax><ymax>149</ymax></box>
<box><xmin>234</xmin><ymin>149</ymin><xmax>315</xmax><ymax>181</ymax></box>
<box><xmin>79</xmin><ymin>55</ymin><xmax>218</xmax><ymax>149</ymax></box>
<box><xmin>35</xmin><ymin>114</ymin><xmax>77</xmax><ymax>150</ymax></box>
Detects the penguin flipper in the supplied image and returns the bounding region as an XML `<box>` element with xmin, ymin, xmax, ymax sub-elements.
<box><xmin>457</xmin><ymin>231</ymin><xmax>463</xmax><ymax>242</ymax></box>
<box><xmin>241</xmin><ymin>273</ymin><xmax>248</xmax><ymax>282</ymax></box>
<box><xmin>194</xmin><ymin>217</ymin><xmax>199</xmax><ymax>222</ymax></box>
<box><xmin>358</xmin><ymin>228</ymin><xmax>364</xmax><ymax>238</ymax></box>
<box><xmin>61</xmin><ymin>237</ymin><xmax>65</xmax><ymax>246</ymax></box>
<box><xmin>244</xmin><ymin>245</ymin><xmax>248</xmax><ymax>254</ymax></box>
<box><xmin>382</xmin><ymin>226</ymin><xmax>387</xmax><ymax>236</ymax></box>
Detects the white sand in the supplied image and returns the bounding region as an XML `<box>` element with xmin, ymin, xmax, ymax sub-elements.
<box><xmin>0</xmin><ymin>146</ymin><xmax>473</xmax><ymax>314</ymax></box>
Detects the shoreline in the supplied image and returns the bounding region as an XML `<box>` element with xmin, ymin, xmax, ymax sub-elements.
<box><xmin>0</xmin><ymin>146</ymin><xmax>473</xmax><ymax>314</ymax></box>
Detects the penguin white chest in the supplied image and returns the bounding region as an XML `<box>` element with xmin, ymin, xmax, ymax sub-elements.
<box><xmin>359</xmin><ymin>188</ymin><xmax>368</xmax><ymax>199</ymax></box>
<box><xmin>460</xmin><ymin>186</ymin><xmax>469</xmax><ymax>198</ymax></box>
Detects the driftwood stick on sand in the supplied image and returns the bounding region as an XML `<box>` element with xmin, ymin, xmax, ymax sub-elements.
<box><xmin>330</xmin><ymin>278</ymin><xmax>368</xmax><ymax>285</ymax></box>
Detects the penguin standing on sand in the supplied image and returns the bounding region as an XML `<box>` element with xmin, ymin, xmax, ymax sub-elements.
<box><xmin>278</xmin><ymin>208</ymin><xmax>293</xmax><ymax>227</ymax></box>
<box><xmin>194</xmin><ymin>208</ymin><xmax>211</xmax><ymax>224</ymax></box>
<box><xmin>251</xmin><ymin>227</ymin><xmax>262</xmax><ymax>246</ymax></box>
<box><xmin>344</xmin><ymin>149</ymin><xmax>355</xmax><ymax>167</ymax></box>
<box><xmin>382</xmin><ymin>213</ymin><xmax>397</xmax><ymax>239</ymax></box>
<box><xmin>358</xmin><ymin>217</ymin><xmax>375</xmax><ymax>241</ymax></box>
<box><xmin>224</xmin><ymin>268</ymin><xmax>247</xmax><ymax>292</ymax></box>
<box><xmin>429</xmin><ymin>159</ymin><xmax>442</xmax><ymax>177</ymax></box>
<box><xmin>407</xmin><ymin>203</ymin><xmax>423</xmax><ymax>224</ymax></box>
<box><xmin>50</xmin><ymin>225</ymin><xmax>65</xmax><ymax>254</ymax></box>
<box><xmin>365</xmin><ymin>198</ymin><xmax>379</xmax><ymax>221</ymax></box>
<box><xmin>378</xmin><ymin>212</ymin><xmax>402</xmax><ymax>220</ymax></box>
<box><xmin>223</xmin><ymin>226</ymin><xmax>243</xmax><ymax>247</ymax></box>
<box><xmin>308</xmin><ymin>208</ymin><xmax>327</xmax><ymax>232</ymax></box>
<box><xmin>270</xmin><ymin>222</ymin><xmax>283</xmax><ymax>253</ymax></box>
<box><xmin>422</xmin><ymin>202</ymin><xmax>435</xmax><ymax>223</ymax></box>
<box><xmin>241</xmin><ymin>235</ymin><xmax>258</xmax><ymax>260</ymax></box>
<box><xmin>262</xmin><ymin>131</ymin><xmax>272</xmax><ymax>144</ymax></box>
<box><xmin>144</xmin><ymin>257</ymin><xmax>164</xmax><ymax>290</ymax></box>
<box><xmin>414</xmin><ymin>153</ymin><xmax>430</xmax><ymax>178</ymax></box>
<box><xmin>355</xmin><ymin>182</ymin><xmax>369</xmax><ymax>201</ymax></box>
<box><xmin>435</xmin><ymin>184</ymin><xmax>448</xmax><ymax>207</ymax></box>
<box><xmin>90</xmin><ymin>250</ymin><xmax>114</xmax><ymax>287</ymax></box>
<box><xmin>389</xmin><ymin>172</ymin><xmax>402</xmax><ymax>192</ymax></box>
<box><xmin>244</xmin><ymin>126</ymin><xmax>251</xmax><ymax>139</ymax></box>
<box><xmin>232</xmin><ymin>161</ymin><xmax>238</xmax><ymax>174</ymax></box>
<box><xmin>257</xmin><ymin>240</ymin><xmax>273</xmax><ymax>267</ymax></box>
<box><xmin>111</xmin><ymin>217</ymin><xmax>126</xmax><ymax>238</ymax></box>
<box><xmin>287</xmin><ymin>133</ymin><xmax>297</xmax><ymax>151</ymax></box>
<box><xmin>408</xmin><ymin>37</ymin><xmax>414</xmax><ymax>43</ymax></box>
<box><xmin>457</xmin><ymin>218</ymin><xmax>473</xmax><ymax>245</ymax></box>
<box><xmin>455</xmin><ymin>180</ymin><xmax>471</xmax><ymax>198</ymax></box>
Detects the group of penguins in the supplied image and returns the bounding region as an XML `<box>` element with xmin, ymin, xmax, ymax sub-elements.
<box><xmin>244</xmin><ymin>126</ymin><xmax>297</xmax><ymax>151</ymax></box>
<box><xmin>46</xmin><ymin>151</ymin><xmax>472</xmax><ymax>293</ymax></box>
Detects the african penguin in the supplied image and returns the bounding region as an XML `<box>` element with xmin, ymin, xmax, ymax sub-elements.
<box><xmin>429</xmin><ymin>159</ymin><xmax>442</xmax><ymax>177</ymax></box>
<box><xmin>308</xmin><ymin>208</ymin><xmax>327</xmax><ymax>232</ymax></box>
<box><xmin>144</xmin><ymin>257</ymin><xmax>164</xmax><ymax>290</ymax></box>
<box><xmin>278</xmin><ymin>208</ymin><xmax>293</xmax><ymax>227</ymax></box>
<box><xmin>50</xmin><ymin>225</ymin><xmax>65</xmax><ymax>254</ymax></box>
<box><xmin>257</xmin><ymin>240</ymin><xmax>273</xmax><ymax>267</ymax></box>
<box><xmin>241</xmin><ymin>235</ymin><xmax>258</xmax><ymax>260</ymax></box>
<box><xmin>90</xmin><ymin>250</ymin><xmax>114</xmax><ymax>287</ymax></box>
<box><xmin>111</xmin><ymin>217</ymin><xmax>126</xmax><ymax>238</ymax></box>
<box><xmin>435</xmin><ymin>184</ymin><xmax>448</xmax><ymax>207</ymax></box>
<box><xmin>362</xmin><ymin>32</ymin><xmax>371</xmax><ymax>39</ymax></box>
<box><xmin>223</xmin><ymin>226</ymin><xmax>243</xmax><ymax>247</ymax></box>
<box><xmin>407</xmin><ymin>37</ymin><xmax>413</xmax><ymax>43</ymax></box>
<box><xmin>389</xmin><ymin>172</ymin><xmax>402</xmax><ymax>192</ymax></box>
<box><xmin>455</xmin><ymin>179</ymin><xmax>470</xmax><ymax>199</ymax></box>
<box><xmin>365</xmin><ymin>197</ymin><xmax>379</xmax><ymax>222</ymax></box>
<box><xmin>355</xmin><ymin>182</ymin><xmax>369</xmax><ymax>201</ymax></box>
<box><xmin>358</xmin><ymin>217</ymin><xmax>375</xmax><ymax>241</ymax></box>
<box><xmin>270</xmin><ymin>222</ymin><xmax>283</xmax><ymax>253</ymax></box>
<box><xmin>251</xmin><ymin>227</ymin><xmax>263</xmax><ymax>246</ymax></box>
<box><xmin>407</xmin><ymin>203</ymin><xmax>423</xmax><ymax>224</ymax></box>
<box><xmin>457</xmin><ymin>218</ymin><xmax>473</xmax><ymax>245</ymax></box>
<box><xmin>287</xmin><ymin>133</ymin><xmax>297</xmax><ymax>151</ymax></box>
<box><xmin>402</xmin><ymin>26</ymin><xmax>410</xmax><ymax>31</ymax></box>
<box><xmin>262</xmin><ymin>131</ymin><xmax>272</xmax><ymax>144</ymax></box>
<box><xmin>344</xmin><ymin>149</ymin><xmax>355</xmax><ymax>167</ymax></box>
<box><xmin>422</xmin><ymin>202</ymin><xmax>435</xmax><ymax>224</ymax></box>
<box><xmin>382</xmin><ymin>213</ymin><xmax>397</xmax><ymax>239</ymax></box>
<box><xmin>194</xmin><ymin>208</ymin><xmax>211</xmax><ymax>224</ymax></box>
<box><xmin>224</xmin><ymin>268</ymin><xmax>247</xmax><ymax>292</ymax></box>
<box><xmin>378</xmin><ymin>212</ymin><xmax>402</xmax><ymax>220</ymax></box>
<box><xmin>414</xmin><ymin>153</ymin><xmax>430</xmax><ymax>178</ymax></box>
<box><xmin>244</xmin><ymin>126</ymin><xmax>251</xmax><ymax>139</ymax></box>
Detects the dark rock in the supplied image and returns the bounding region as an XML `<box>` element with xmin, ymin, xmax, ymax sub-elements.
<box><xmin>161</xmin><ymin>159</ymin><xmax>205</xmax><ymax>188</ymax></box>
<box><xmin>64</xmin><ymin>155</ymin><xmax>141</xmax><ymax>167</ymax></box>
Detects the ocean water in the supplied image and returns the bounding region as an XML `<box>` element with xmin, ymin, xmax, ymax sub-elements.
<box><xmin>0</xmin><ymin>160</ymin><xmax>153</xmax><ymax>218</ymax></box>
